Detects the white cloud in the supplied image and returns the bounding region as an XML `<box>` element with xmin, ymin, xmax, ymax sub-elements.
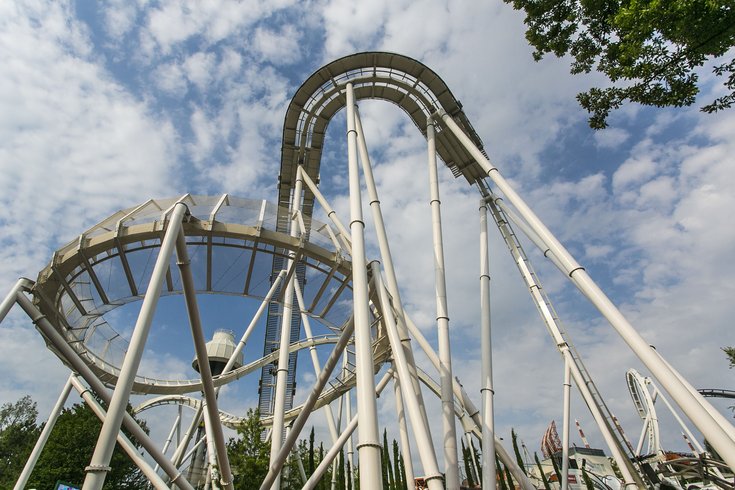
<box><xmin>594</xmin><ymin>127</ymin><xmax>630</xmax><ymax>149</ymax></box>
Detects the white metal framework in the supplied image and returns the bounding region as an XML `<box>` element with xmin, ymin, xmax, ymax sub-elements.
<box><xmin>1</xmin><ymin>51</ymin><xmax>734</xmax><ymax>490</ymax></box>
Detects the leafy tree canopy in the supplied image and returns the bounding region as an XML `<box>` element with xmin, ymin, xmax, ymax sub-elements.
<box><xmin>504</xmin><ymin>0</ymin><xmax>735</xmax><ymax>128</ymax></box>
<box><xmin>27</xmin><ymin>400</ymin><xmax>147</xmax><ymax>490</ymax></box>
<box><xmin>0</xmin><ymin>395</ymin><xmax>40</xmax><ymax>488</ymax></box>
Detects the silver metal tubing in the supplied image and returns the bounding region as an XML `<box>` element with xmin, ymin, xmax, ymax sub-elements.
<box><xmin>561</xmin><ymin>358</ymin><xmax>571</xmax><ymax>490</ymax></box>
<box><xmin>345</xmin><ymin>82</ymin><xmax>383</xmax><ymax>490</ymax></box>
<box><xmin>171</xmin><ymin>404</ymin><xmax>203</xmax><ymax>469</ymax></box>
<box><xmin>392</xmin><ymin>370</ymin><xmax>415</xmax><ymax>487</ymax></box>
<box><xmin>259</xmin><ymin>317</ymin><xmax>355</xmax><ymax>490</ymax></box>
<box><xmin>297</xmin><ymin>166</ymin><xmax>352</xmax><ymax>249</ymax></box>
<box><xmin>344</xmin><ymin>376</ymin><xmax>356</xmax><ymax>490</ymax></box>
<box><xmin>293</xmin><ymin>279</ymin><xmax>340</xmax><ymax>445</ymax></box>
<box><xmin>0</xmin><ymin>277</ymin><xmax>33</xmax><ymax>322</ymax></box>
<box><xmin>426</xmin><ymin>118</ymin><xmax>460</xmax><ymax>489</ymax></box>
<box><xmin>371</xmin><ymin>262</ymin><xmax>443</xmax><ymax>490</ymax></box>
<box><xmin>437</xmin><ymin>108</ymin><xmax>735</xmax><ymax>470</ymax></box>
<box><xmin>83</xmin><ymin>202</ymin><xmax>188</xmax><ymax>490</ymax></box>
<box><xmin>269</xmin><ymin>165</ymin><xmax>303</xmax><ymax>490</ymax></box>
<box><xmin>403</xmin><ymin>312</ymin><xmax>536</xmax><ymax>490</ymax></box>
<box><xmin>175</xmin><ymin>230</ymin><xmax>234</xmax><ymax>490</ymax></box>
<box><xmin>478</xmin><ymin>203</ymin><xmax>497</xmax><ymax>490</ymax></box>
<box><xmin>223</xmin><ymin>269</ymin><xmax>288</xmax><ymax>379</ymax></box>
<box><xmin>14</xmin><ymin>292</ymin><xmax>193</xmax><ymax>490</ymax></box>
<box><xmin>14</xmin><ymin>374</ymin><xmax>74</xmax><ymax>490</ymax></box>
<box><xmin>354</xmin><ymin>107</ymin><xmax>431</xmax><ymax>438</ymax></box>
<box><xmin>155</xmin><ymin>410</ymin><xmax>182</xmax><ymax>474</ymax></box>
<box><xmin>69</xmin><ymin>376</ymin><xmax>170</xmax><ymax>490</ymax></box>
<box><xmin>303</xmin><ymin>370</ymin><xmax>394</xmax><ymax>490</ymax></box>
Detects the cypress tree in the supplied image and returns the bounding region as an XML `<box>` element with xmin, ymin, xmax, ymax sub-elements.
<box><xmin>392</xmin><ymin>439</ymin><xmax>404</xmax><ymax>490</ymax></box>
<box><xmin>495</xmin><ymin>454</ymin><xmax>508</xmax><ymax>490</ymax></box>
<box><xmin>309</xmin><ymin>427</ymin><xmax>315</xmax><ymax>477</ymax></box>
<box><xmin>511</xmin><ymin>428</ymin><xmax>527</xmax><ymax>475</ymax></box>
<box><xmin>471</xmin><ymin>439</ymin><xmax>482</xmax><ymax>481</ymax></box>
<box><xmin>534</xmin><ymin>452</ymin><xmax>552</xmax><ymax>490</ymax></box>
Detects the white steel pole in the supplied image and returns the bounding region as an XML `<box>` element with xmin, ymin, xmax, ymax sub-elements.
<box><xmin>154</xmin><ymin>410</ymin><xmax>182</xmax><ymax>474</ymax></box>
<box><xmin>392</xmin><ymin>369</ymin><xmax>416</xmax><ymax>488</ymax></box>
<box><xmin>437</xmin><ymin>109</ymin><xmax>735</xmax><ymax>470</ymax></box>
<box><xmin>402</xmin><ymin>312</ymin><xmax>536</xmax><ymax>490</ymax></box>
<box><xmin>479</xmin><ymin>202</ymin><xmax>497</xmax><ymax>490</ymax></box>
<box><xmin>426</xmin><ymin>118</ymin><xmax>460</xmax><ymax>489</ymax></box>
<box><xmin>561</xmin><ymin>358</ymin><xmax>571</xmax><ymax>490</ymax></box>
<box><xmin>82</xmin><ymin>202</ymin><xmax>188</xmax><ymax>490</ymax></box>
<box><xmin>172</xmin><ymin>404</ymin><xmax>203</xmax><ymax>469</ymax></box>
<box><xmin>344</xmin><ymin>379</ymin><xmax>356</xmax><ymax>490</ymax></box>
<box><xmin>371</xmin><ymin>262</ymin><xmax>444</xmax><ymax>490</ymax></box>
<box><xmin>175</xmin><ymin>230</ymin><xmax>234</xmax><ymax>490</ymax></box>
<box><xmin>269</xmin><ymin>165</ymin><xmax>304</xmax><ymax>490</ymax></box>
<box><xmin>0</xmin><ymin>278</ymin><xmax>34</xmax><ymax>322</ymax></box>
<box><xmin>345</xmin><ymin>82</ymin><xmax>383</xmax><ymax>490</ymax></box>
<box><xmin>297</xmin><ymin>167</ymin><xmax>352</xmax><ymax>249</ymax></box>
<box><xmin>69</xmin><ymin>376</ymin><xmax>170</xmax><ymax>490</ymax></box>
<box><xmin>353</xmin><ymin>107</ymin><xmax>430</xmax><ymax>435</ymax></box>
<box><xmin>485</xmin><ymin>197</ymin><xmax>641</xmax><ymax>486</ymax></box>
<box><xmin>259</xmin><ymin>318</ymin><xmax>355</xmax><ymax>490</ymax></box>
<box><xmin>14</xmin><ymin>374</ymin><xmax>74</xmax><ymax>490</ymax></box>
<box><xmin>14</xmin><ymin>292</ymin><xmax>193</xmax><ymax>490</ymax></box>
<box><xmin>303</xmin><ymin>371</ymin><xmax>394</xmax><ymax>490</ymax></box>
<box><xmin>293</xmin><ymin>279</ymin><xmax>341</xmax><ymax>445</ymax></box>
<box><xmin>224</xmin><ymin>269</ymin><xmax>288</xmax><ymax>378</ymax></box>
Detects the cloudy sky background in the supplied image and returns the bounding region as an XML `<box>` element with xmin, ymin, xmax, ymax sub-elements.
<box><xmin>1</xmin><ymin>0</ymin><xmax>734</xmax><ymax>477</ymax></box>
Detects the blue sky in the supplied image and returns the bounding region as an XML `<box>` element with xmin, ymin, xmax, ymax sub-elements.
<box><xmin>1</xmin><ymin>0</ymin><xmax>734</xmax><ymax>476</ymax></box>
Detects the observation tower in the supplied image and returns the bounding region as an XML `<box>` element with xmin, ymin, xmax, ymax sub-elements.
<box><xmin>1</xmin><ymin>52</ymin><xmax>734</xmax><ymax>490</ymax></box>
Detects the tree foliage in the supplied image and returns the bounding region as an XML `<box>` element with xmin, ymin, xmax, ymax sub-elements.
<box><xmin>27</xmin><ymin>400</ymin><xmax>146</xmax><ymax>490</ymax></box>
<box><xmin>0</xmin><ymin>395</ymin><xmax>40</xmax><ymax>489</ymax></box>
<box><xmin>227</xmin><ymin>408</ymin><xmax>271</xmax><ymax>488</ymax></box>
<box><xmin>504</xmin><ymin>0</ymin><xmax>735</xmax><ymax>128</ymax></box>
<box><xmin>724</xmin><ymin>346</ymin><xmax>735</xmax><ymax>368</ymax></box>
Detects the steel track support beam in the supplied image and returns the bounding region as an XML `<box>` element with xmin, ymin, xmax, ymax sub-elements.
<box><xmin>345</xmin><ymin>82</ymin><xmax>383</xmax><ymax>490</ymax></box>
<box><xmin>371</xmin><ymin>262</ymin><xmax>444</xmax><ymax>490</ymax></box>
<box><xmin>82</xmin><ymin>202</ymin><xmax>188</xmax><ymax>490</ymax></box>
<box><xmin>478</xmin><ymin>202</ymin><xmax>497</xmax><ymax>490</ymax></box>
<box><xmin>268</xmin><ymin>164</ymin><xmax>304</xmax><ymax>490</ymax></box>
<box><xmin>426</xmin><ymin>118</ymin><xmax>460</xmax><ymax>489</ymax></box>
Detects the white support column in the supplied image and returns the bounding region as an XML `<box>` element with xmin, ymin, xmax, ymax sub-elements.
<box><xmin>426</xmin><ymin>118</ymin><xmax>460</xmax><ymax>489</ymax></box>
<box><xmin>70</xmin><ymin>376</ymin><xmax>170</xmax><ymax>490</ymax></box>
<box><xmin>0</xmin><ymin>278</ymin><xmax>34</xmax><ymax>322</ymax></box>
<box><xmin>154</xmin><ymin>409</ymin><xmax>182</xmax><ymax>474</ymax></box>
<box><xmin>293</xmin><ymin>280</ymin><xmax>340</xmax><ymax>445</ymax></box>
<box><xmin>82</xmin><ymin>202</ymin><xmax>188</xmax><ymax>490</ymax></box>
<box><xmin>392</xmin><ymin>369</ymin><xmax>415</xmax><ymax>489</ymax></box>
<box><xmin>353</xmin><ymin>107</ymin><xmax>430</xmax><ymax>437</ymax></box>
<box><xmin>14</xmin><ymin>374</ymin><xmax>74</xmax><ymax>490</ymax></box>
<box><xmin>437</xmin><ymin>108</ymin><xmax>735</xmax><ymax>471</ymax></box>
<box><xmin>172</xmin><ymin>404</ymin><xmax>204</xmax><ymax>469</ymax></box>
<box><xmin>260</xmin><ymin>318</ymin><xmax>355</xmax><ymax>490</ymax></box>
<box><xmin>402</xmin><ymin>312</ymin><xmax>536</xmax><ymax>490</ymax></box>
<box><xmin>479</xmin><ymin>202</ymin><xmax>497</xmax><ymax>490</ymax></box>
<box><xmin>344</xmin><ymin>380</ymin><xmax>356</xmax><ymax>490</ymax></box>
<box><xmin>345</xmin><ymin>82</ymin><xmax>383</xmax><ymax>490</ymax></box>
<box><xmin>269</xmin><ymin>165</ymin><xmax>304</xmax><ymax>490</ymax></box>
<box><xmin>176</xmin><ymin>230</ymin><xmax>234</xmax><ymax>490</ymax></box>
<box><xmin>303</xmin><ymin>371</ymin><xmax>394</xmax><ymax>490</ymax></box>
<box><xmin>561</xmin><ymin>358</ymin><xmax>571</xmax><ymax>490</ymax></box>
<box><xmin>14</xmin><ymin>292</ymin><xmax>193</xmax><ymax>489</ymax></box>
<box><xmin>372</xmin><ymin>262</ymin><xmax>444</xmax><ymax>490</ymax></box>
